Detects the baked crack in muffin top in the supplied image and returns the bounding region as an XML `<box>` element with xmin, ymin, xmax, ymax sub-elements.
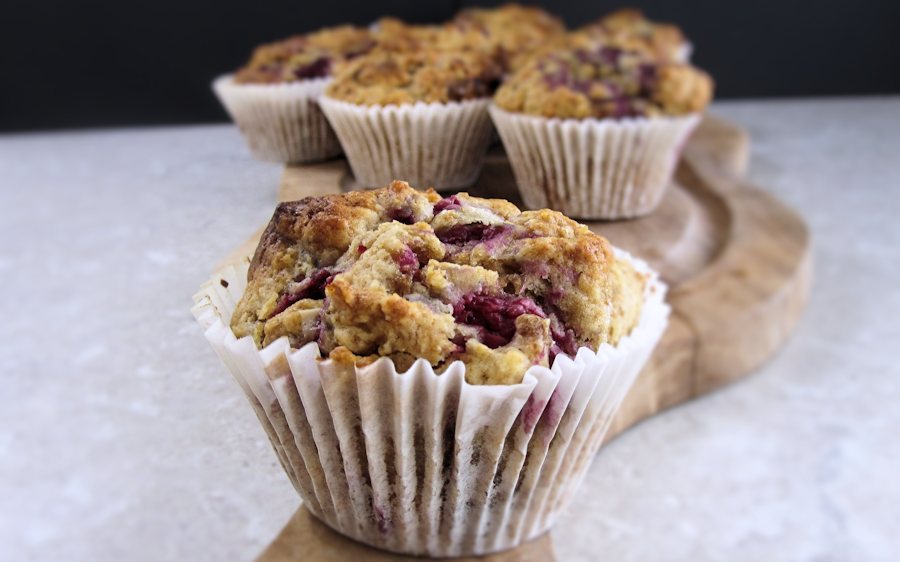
<box><xmin>233</xmin><ymin>26</ymin><xmax>375</xmax><ymax>84</ymax></box>
<box><xmin>494</xmin><ymin>43</ymin><xmax>713</xmax><ymax>119</ymax></box>
<box><xmin>324</xmin><ymin>50</ymin><xmax>503</xmax><ymax>105</ymax></box>
<box><xmin>231</xmin><ymin>182</ymin><xmax>645</xmax><ymax>385</ymax></box>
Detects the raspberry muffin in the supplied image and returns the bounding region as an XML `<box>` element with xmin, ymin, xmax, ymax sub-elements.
<box><xmin>319</xmin><ymin>50</ymin><xmax>503</xmax><ymax>189</ymax></box>
<box><xmin>231</xmin><ymin>181</ymin><xmax>645</xmax><ymax>382</ymax></box>
<box><xmin>491</xmin><ymin>44</ymin><xmax>713</xmax><ymax>219</ymax></box>
<box><xmin>579</xmin><ymin>8</ymin><xmax>692</xmax><ymax>63</ymax></box>
<box><xmin>213</xmin><ymin>25</ymin><xmax>374</xmax><ymax>164</ymax></box>
<box><xmin>370</xmin><ymin>17</ymin><xmax>494</xmax><ymax>56</ymax></box>
<box><xmin>452</xmin><ymin>3</ymin><xmax>566</xmax><ymax>71</ymax></box>
<box><xmin>193</xmin><ymin>182</ymin><xmax>669</xmax><ymax>556</ymax></box>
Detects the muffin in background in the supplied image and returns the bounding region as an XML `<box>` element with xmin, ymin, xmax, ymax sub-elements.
<box><xmin>370</xmin><ymin>17</ymin><xmax>495</xmax><ymax>56</ymax></box>
<box><xmin>452</xmin><ymin>3</ymin><xmax>566</xmax><ymax>71</ymax></box>
<box><xmin>319</xmin><ymin>50</ymin><xmax>503</xmax><ymax>188</ymax></box>
<box><xmin>578</xmin><ymin>8</ymin><xmax>693</xmax><ymax>63</ymax></box>
<box><xmin>491</xmin><ymin>43</ymin><xmax>713</xmax><ymax>219</ymax></box>
<box><xmin>214</xmin><ymin>25</ymin><xmax>374</xmax><ymax>164</ymax></box>
<box><xmin>193</xmin><ymin>182</ymin><xmax>669</xmax><ymax>556</ymax></box>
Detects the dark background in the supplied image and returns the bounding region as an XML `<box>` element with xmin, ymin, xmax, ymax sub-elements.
<box><xmin>3</xmin><ymin>0</ymin><xmax>898</xmax><ymax>132</ymax></box>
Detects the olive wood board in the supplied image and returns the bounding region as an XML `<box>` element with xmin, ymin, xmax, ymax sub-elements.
<box><xmin>216</xmin><ymin>114</ymin><xmax>811</xmax><ymax>561</ymax></box>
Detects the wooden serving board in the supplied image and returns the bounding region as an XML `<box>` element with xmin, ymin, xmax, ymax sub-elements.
<box><xmin>219</xmin><ymin>115</ymin><xmax>811</xmax><ymax>561</ymax></box>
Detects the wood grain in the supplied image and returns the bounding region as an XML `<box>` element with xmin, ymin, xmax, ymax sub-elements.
<box><xmin>258</xmin><ymin>507</ymin><xmax>557</xmax><ymax>562</ymax></box>
<box><xmin>216</xmin><ymin>114</ymin><xmax>810</xmax><ymax>561</ymax></box>
<box><xmin>605</xmin><ymin>117</ymin><xmax>810</xmax><ymax>438</ymax></box>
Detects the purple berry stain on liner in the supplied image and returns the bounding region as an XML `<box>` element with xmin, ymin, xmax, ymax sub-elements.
<box><xmin>540</xmin><ymin>389</ymin><xmax>563</xmax><ymax>431</ymax></box>
<box><xmin>373</xmin><ymin>504</ymin><xmax>392</xmax><ymax>534</ymax></box>
<box><xmin>520</xmin><ymin>394</ymin><xmax>547</xmax><ymax>434</ymax></box>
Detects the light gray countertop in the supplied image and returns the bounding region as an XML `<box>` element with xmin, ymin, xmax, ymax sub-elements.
<box><xmin>1</xmin><ymin>97</ymin><xmax>898</xmax><ymax>561</ymax></box>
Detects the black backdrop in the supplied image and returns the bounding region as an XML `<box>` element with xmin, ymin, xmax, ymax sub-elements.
<box><xmin>3</xmin><ymin>0</ymin><xmax>898</xmax><ymax>132</ymax></box>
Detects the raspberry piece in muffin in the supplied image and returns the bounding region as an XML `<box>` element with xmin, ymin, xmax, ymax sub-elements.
<box><xmin>493</xmin><ymin>43</ymin><xmax>713</xmax><ymax>119</ymax></box>
<box><xmin>324</xmin><ymin>50</ymin><xmax>503</xmax><ymax>105</ymax></box>
<box><xmin>232</xmin><ymin>181</ymin><xmax>646</xmax><ymax>385</ymax></box>
<box><xmin>233</xmin><ymin>25</ymin><xmax>375</xmax><ymax>84</ymax></box>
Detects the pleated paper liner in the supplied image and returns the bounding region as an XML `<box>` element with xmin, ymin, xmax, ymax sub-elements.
<box><xmin>490</xmin><ymin>105</ymin><xmax>701</xmax><ymax>220</ymax></box>
<box><xmin>319</xmin><ymin>96</ymin><xmax>495</xmax><ymax>189</ymax></box>
<box><xmin>192</xmin><ymin>249</ymin><xmax>669</xmax><ymax>557</ymax></box>
<box><xmin>213</xmin><ymin>75</ymin><xmax>342</xmax><ymax>165</ymax></box>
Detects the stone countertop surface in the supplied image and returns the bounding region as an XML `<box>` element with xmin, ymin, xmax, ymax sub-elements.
<box><xmin>1</xmin><ymin>97</ymin><xmax>898</xmax><ymax>561</ymax></box>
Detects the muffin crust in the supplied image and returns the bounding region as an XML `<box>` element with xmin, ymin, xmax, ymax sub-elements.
<box><xmin>324</xmin><ymin>50</ymin><xmax>503</xmax><ymax>105</ymax></box>
<box><xmin>231</xmin><ymin>182</ymin><xmax>646</xmax><ymax>385</ymax></box>
<box><xmin>371</xmin><ymin>17</ymin><xmax>494</xmax><ymax>56</ymax></box>
<box><xmin>579</xmin><ymin>8</ymin><xmax>690</xmax><ymax>63</ymax></box>
<box><xmin>234</xmin><ymin>25</ymin><xmax>375</xmax><ymax>84</ymax></box>
<box><xmin>452</xmin><ymin>3</ymin><xmax>566</xmax><ymax>70</ymax></box>
<box><xmin>494</xmin><ymin>43</ymin><xmax>713</xmax><ymax>119</ymax></box>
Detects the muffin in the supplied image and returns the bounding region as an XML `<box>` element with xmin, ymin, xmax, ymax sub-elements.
<box><xmin>318</xmin><ymin>50</ymin><xmax>503</xmax><ymax>189</ymax></box>
<box><xmin>213</xmin><ymin>25</ymin><xmax>374</xmax><ymax>164</ymax></box>
<box><xmin>231</xmin><ymin>181</ymin><xmax>646</xmax><ymax>378</ymax></box>
<box><xmin>452</xmin><ymin>3</ymin><xmax>566</xmax><ymax>71</ymax></box>
<box><xmin>491</xmin><ymin>44</ymin><xmax>713</xmax><ymax>219</ymax></box>
<box><xmin>193</xmin><ymin>182</ymin><xmax>670</xmax><ymax>556</ymax></box>
<box><xmin>579</xmin><ymin>8</ymin><xmax>692</xmax><ymax>63</ymax></box>
<box><xmin>371</xmin><ymin>17</ymin><xmax>495</xmax><ymax>56</ymax></box>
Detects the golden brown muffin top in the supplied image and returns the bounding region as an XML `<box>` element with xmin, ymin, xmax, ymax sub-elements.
<box><xmin>233</xmin><ymin>25</ymin><xmax>375</xmax><ymax>84</ymax></box>
<box><xmin>578</xmin><ymin>8</ymin><xmax>691</xmax><ymax>63</ymax></box>
<box><xmin>231</xmin><ymin>182</ymin><xmax>646</xmax><ymax>385</ymax></box>
<box><xmin>452</xmin><ymin>3</ymin><xmax>566</xmax><ymax>70</ymax></box>
<box><xmin>324</xmin><ymin>50</ymin><xmax>503</xmax><ymax>105</ymax></box>
<box><xmin>371</xmin><ymin>17</ymin><xmax>495</xmax><ymax>55</ymax></box>
<box><xmin>494</xmin><ymin>43</ymin><xmax>713</xmax><ymax>119</ymax></box>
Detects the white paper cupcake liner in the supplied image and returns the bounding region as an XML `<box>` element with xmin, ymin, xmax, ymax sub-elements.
<box><xmin>490</xmin><ymin>105</ymin><xmax>701</xmax><ymax>220</ymax></box>
<box><xmin>318</xmin><ymin>96</ymin><xmax>495</xmax><ymax>189</ymax></box>
<box><xmin>212</xmin><ymin>75</ymin><xmax>342</xmax><ymax>164</ymax></box>
<box><xmin>192</xmin><ymin>249</ymin><xmax>669</xmax><ymax>557</ymax></box>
